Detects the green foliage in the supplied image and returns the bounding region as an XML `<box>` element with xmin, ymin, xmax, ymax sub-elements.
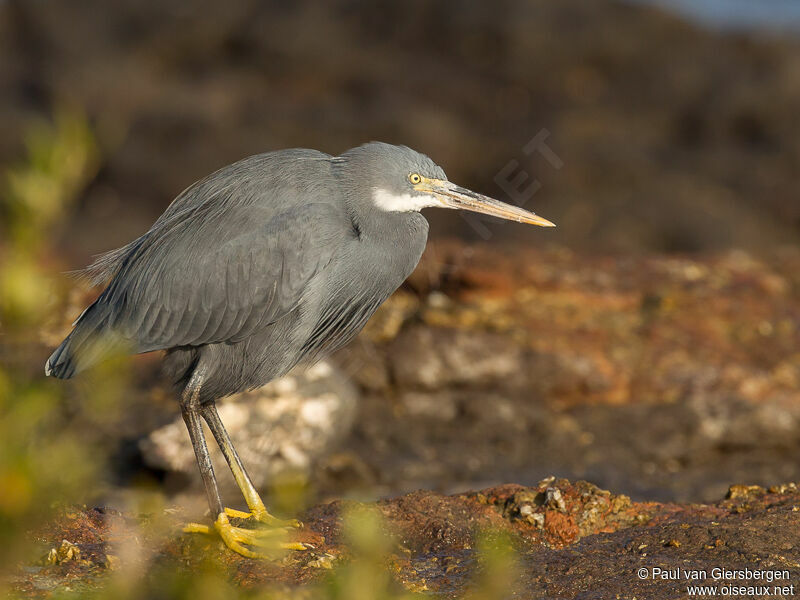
<box><xmin>319</xmin><ymin>506</ymin><xmax>418</xmax><ymax>600</ymax></box>
<box><xmin>0</xmin><ymin>108</ymin><xmax>105</xmax><ymax>571</ymax></box>
<box><xmin>3</xmin><ymin>106</ymin><xmax>99</xmax><ymax>248</ymax></box>
<box><xmin>464</xmin><ymin>529</ymin><xmax>519</xmax><ymax>600</ymax></box>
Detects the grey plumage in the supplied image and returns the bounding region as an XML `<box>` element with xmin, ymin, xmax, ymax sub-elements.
<box><xmin>45</xmin><ymin>141</ymin><xmax>554</xmax><ymax>556</ymax></box>
<box><xmin>47</xmin><ymin>143</ymin><xmax>434</xmax><ymax>400</ymax></box>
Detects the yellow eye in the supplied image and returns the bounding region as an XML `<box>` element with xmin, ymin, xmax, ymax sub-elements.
<box><xmin>409</xmin><ymin>173</ymin><xmax>422</xmax><ymax>185</ymax></box>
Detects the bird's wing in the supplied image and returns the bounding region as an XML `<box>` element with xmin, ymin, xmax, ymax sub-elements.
<box><xmin>93</xmin><ymin>201</ymin><xmax>349</xmax><ymax>353</ymax></box>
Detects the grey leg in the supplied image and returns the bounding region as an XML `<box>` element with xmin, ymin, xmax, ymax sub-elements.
<box><xmin>182</xmin><ymin>407</ymin><xmax>224</xmax><ymax>517</ymax></box>
<box><xmin>200</xmin><ymin>402</ymin><xmax>295</xmax><ymax>526</ymax></box>
<box><xmin>181</xmin><ymin>370</ymin><xmax>306</xmax><ymax>557</ymax></box>
<box><xmin>180</xmin><ymin>368</ymin><xmax>223</xmax><ymax>517</ymax></box>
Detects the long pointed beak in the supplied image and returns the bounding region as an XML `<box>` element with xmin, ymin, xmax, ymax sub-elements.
<box><xmin>421</xmin><ymin>179</ymin><xmax>556</xmax><ymax>227</ymax></box>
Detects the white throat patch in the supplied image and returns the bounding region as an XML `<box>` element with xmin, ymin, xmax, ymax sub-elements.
<box><xmin>372</xmin><ymin>188</ymin><xmax>439</xmax><ymax>213</ymax></box>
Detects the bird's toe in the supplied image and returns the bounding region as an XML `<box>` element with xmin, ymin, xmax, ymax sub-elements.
<box><xmin>184</xmin><ymin>512</ymin><xmax>309</xmax><ymax>559</ymax></box>
<box><xmin>223</xmin><ymin>507</ymin><xmax>255</xmax><ymax>520</ymax></box>
<box><xmin>183</xmin><ymin>521</ymin><xmax>212</xmax><ymax>535</ymax></box>
<box><xmin>230</xmin><ymin>506</ymin><xmax>302</xmax><ymax>529</ymax></box>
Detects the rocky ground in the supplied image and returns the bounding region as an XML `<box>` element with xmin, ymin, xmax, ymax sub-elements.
<box><xmin>15</xmin><ymin>242</ymin><xmax>799</xmax><ymax>596</ymax></box>
<box><xmin>10</xmin><ymin>479</ymin><xmax>800</xmax><ymax>598</ymax></box>
<box><xmin>335</xmin><ymin>243</ymin><xmax>800</xmax><ymax>503</ymax></box>
<box><xmin>42</xmin><ymin>243</ymin><xmax>800</xmax><ymax>506</ymax></box>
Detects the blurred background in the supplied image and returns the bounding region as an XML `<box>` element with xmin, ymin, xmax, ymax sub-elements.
<box><xmin>2</xmin><ymin>0</ymin><xmax>800</xmax><ymax>259</ymax></box>
<box><xmin>1</xmin><ymin>0</ymin><xmax>800</xmax><ymax>582</ymax></box>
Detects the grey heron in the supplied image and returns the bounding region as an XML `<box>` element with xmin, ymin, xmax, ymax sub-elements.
<box><xmin>46</xmin><ymin>142</ymin><xmax>554</xmax><ymax>558</ymax></box>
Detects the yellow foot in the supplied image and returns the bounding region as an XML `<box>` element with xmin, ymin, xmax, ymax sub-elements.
<box><xmin>184</xmin><ymin>513</ymin><xmax>310</xmax><ymax>559</ymax></box>
<box><xmin>223</xmin><ymin>506</ymin><xmax>302</xmax><ymax>529</ymax></box>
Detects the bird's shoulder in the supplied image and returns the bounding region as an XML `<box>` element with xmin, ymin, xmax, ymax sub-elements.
<box><xmin>166</xmin><ymin>148</ymin><xmax>340</xmax><ymax>219</ymax></box>
<box><xmin>83</xmin><ymin>149</ymin><xmax>349</xmax><ymax>285</ymax></box>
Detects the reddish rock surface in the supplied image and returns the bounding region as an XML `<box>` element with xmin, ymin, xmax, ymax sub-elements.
<box><xmin>9</xmin><ymin>244</ymin><xmax>800</xmax><ymax>597</ymax></box>
<box><xmin>331</xmin><ymin>243</ymin><xmax>800</xmax><ymax>503</ymax></box>
<box><xmin>11</xmin><ymin>479</ymin><xmax>800</xmax><ymax>598</ymax></box>
<box><xmin>39</xmin><ymin>243</ymin><xmax>800</xmax><ymax>506</ymax></box>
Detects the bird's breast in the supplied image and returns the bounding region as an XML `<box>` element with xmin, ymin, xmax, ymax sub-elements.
<box><xmin>295</xmin><ymin>213</ymin><xmax>428</xmax><ymax>362</ymax></box>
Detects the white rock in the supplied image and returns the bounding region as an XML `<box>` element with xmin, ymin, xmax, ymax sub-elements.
<box><xmin>139</xmin><ymin>360</ymin><xmax>359</xmax><ymax>492</ymax></box>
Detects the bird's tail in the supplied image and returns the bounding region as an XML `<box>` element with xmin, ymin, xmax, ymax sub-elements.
<box><xmin>45</xmin><ymin>302</ymin><xmax>124</xmax><ymax>379</ymax></box>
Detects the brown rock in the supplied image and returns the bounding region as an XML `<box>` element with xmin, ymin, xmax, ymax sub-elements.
<box><xmin>12</xmin><ymin>479</ymin><xmax>800</xmax><ymax>598</ymax></box>
<box><xmin>389</xmin><ymin>326</ymin><xmax>525</xmax><ymax>390</ymax></box>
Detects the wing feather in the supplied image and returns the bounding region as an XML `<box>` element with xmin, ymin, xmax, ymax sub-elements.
<box><xmin>93</xmin><ymin>201</ymin><xmax>347</xmax><ymax>353</ymax></box>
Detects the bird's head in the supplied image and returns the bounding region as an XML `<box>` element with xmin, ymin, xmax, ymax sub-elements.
<box><xmin>336</xmin><ymin>142</ymin><xmax>555</xmax><ymax>227</ymax></box>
